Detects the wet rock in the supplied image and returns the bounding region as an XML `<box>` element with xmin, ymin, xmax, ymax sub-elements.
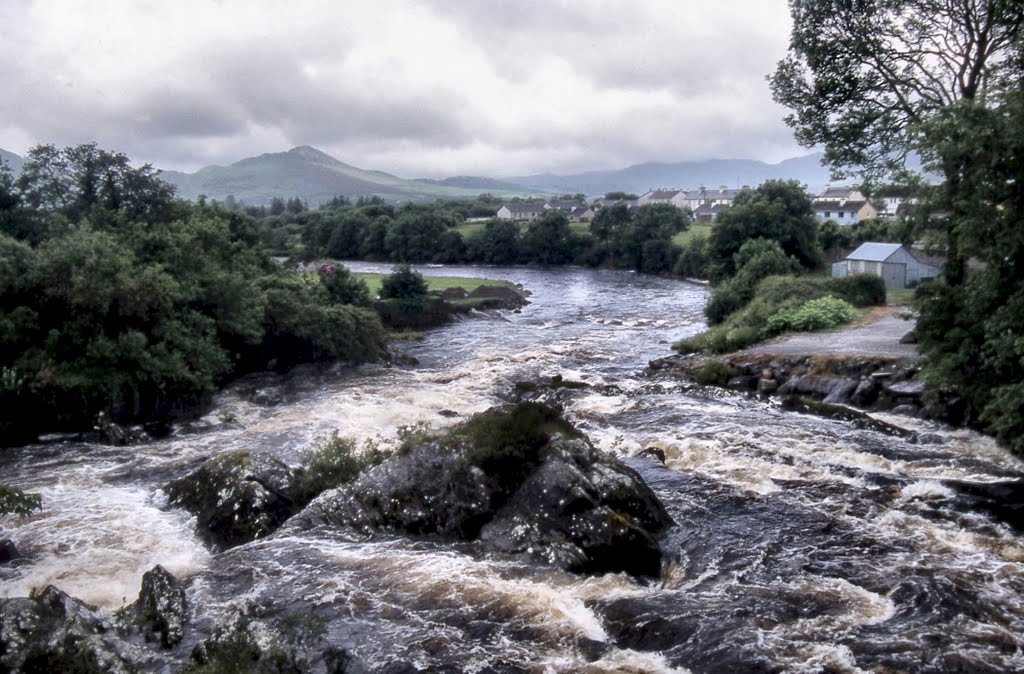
<box><xmin>94</xmin><ymin>411</ymin><xmax>144</xmax><ymax>446</ymax></box>
<box><xmin>0</xmin><ymin>586</ymin><xmax>139</xmax><ymax>673</ymax></box>
<box><xmin>164</xmin><ymin>450</ymin><xmax>297</xmax><ymax>549</ymax></box>
<box><xmin>886</xmin><ymin>379</ymin><xmax>926</xmax><ymax>397</ymax></box>
<box><xmin>0</xmin><ymin>538</ymin><xmax>20</xmax><ymax>564</ymax></box>
<box><xmin>637</xmin><ymin>447</ymin><xmax>666</xmax><ymax>464</ymax></box>
<box><xmin>850</xmin><ymin>377</ymin><xmax>880</xmax><ymax>406</ymax></box>
<box><xmin>725</xmin><ymin>375</ymin><xmax>756</xmax><ymax>391</ymax></box>
<box><xmin>294</xmin><ymin>403</ymin><xmax>673</xmax><ymax>578</ymax></box>
<box><xmin>437</xmin><ymin>409</ymin><xmax>460</xmax><ymax>418</ymax></box>
<box><xmin>944</xmin><ymin>479</ymin><xmax>1024</xmax><ymax>532</ymax></box>
<box><xmin>119</xmin><ymin>565</ymin><xmax>186</xmax><ymax>648</ymax></box>
<box><xmin>890</xmin><ymin>404</ymin><xmax>922</xmax><ymax>418</ymax></box>
<box><xmin>757</xmin><ymin>378</ymin><xmax>779</xmax><ymax>395</ymax></box>
<box><xmin>779</xmin><ymin>396</ymin><xmax>912</xmax><ymax>438</ymax></box>
<box><xmin>822</xmin><ymin>379</ymin><xmax>859</xmax><ymax>405</ymax></box>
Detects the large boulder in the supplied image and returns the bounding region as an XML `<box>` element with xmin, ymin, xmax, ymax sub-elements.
<box><xmin>0</xmin><ymin>586</ymin><xmax>138</xmax><ymax>673</ymax></box>
<box><xmin>164</xmin><ymin>451</ymin><xmax>296</xmax><ymax>549</ymax></box>
<box><xmin>294</xmin><ymin>403</ymin><xmax>673</xmax><ymax>578</ymax></box>
<box><xmin>118</xmin><ymin>565</ymin><xmax>187</xmax><ymax>649</ymax></box>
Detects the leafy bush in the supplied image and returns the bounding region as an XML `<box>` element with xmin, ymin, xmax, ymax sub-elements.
<box><xmin>0</xmin><ymin>485</ymin><xmax>42</xmax><ymax>516</ymax></box>
<box><xmin>672</xmin><ymin>234</ymin><xmax>711</xmax><ymax>279</ymax></box>
<box><xmin>692</xmin><ymin>359</ymin><xmax>731</xmax><ymax>386</ymax></box>
<box><xmin>766</xmin><ymin>295</ymin><xmax>857</xmax><ymax>333</ymax></box>
<box><xmin>705</xmin><ymin>239</ymin><xmax>802</xmax><ymax>325</ymax></box>
<box><xmin>380</xmin><ymin>264</ymin><xmax>428</xmax><ymax>299</ymax></box>
<box><xmin>319</xmin><ymin>263</ymin><xmax>371</xmax><ymax>306</ymax></box>
<box><xmin>828</xmin><ymin>273</ymin><xmax>887</xmax><ymax>307</ymax></box>
<box><xmin>292</xmin><ymin>432</ymin><xmax>390</xmax><ymax>507</ymax></box>
<box><xmin>457</xmin><ymin>403</ymin><xmax>578</xmax><ymax>493</ymax></box>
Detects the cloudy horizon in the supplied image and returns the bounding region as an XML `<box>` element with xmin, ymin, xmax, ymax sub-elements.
<box><xmin>1</xmin><ymin>0</ymin><xmax>805</xmax><ymax>178</ymax></box>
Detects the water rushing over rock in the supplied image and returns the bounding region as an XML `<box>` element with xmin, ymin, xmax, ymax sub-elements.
<box><xmin>1</xmin><ymin>263</ymin><xmax>1023</xmax><ymax>672</ymax></box>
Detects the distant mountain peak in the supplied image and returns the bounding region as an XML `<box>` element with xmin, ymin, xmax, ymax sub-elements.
<box><xmin>286</xmin><ymin>145</ymin><xmax>339</xmax><ymax>163</ymax></box>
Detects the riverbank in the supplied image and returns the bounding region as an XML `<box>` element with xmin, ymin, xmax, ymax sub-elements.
<box><xmin>649</xmin><ymin>306</ymin><xmax>937</xmax><ymax>419</ymax></box>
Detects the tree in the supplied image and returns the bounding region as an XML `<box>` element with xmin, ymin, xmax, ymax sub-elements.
<box><xmin>466</xmin><ymin>219</ymin><xmax>521</xmax><ymax>264</ymax></box>
<box><xmin>707</xmin><ymin>179</ymin><xmax>821</xmax><ymax>280</ymax></box>
<box><xmin>770</xmin><ymin>1</ymin><xmax>1024</xmax><ymax>450</ymax></box>
<box><xmin>522</xmin><ymin>210</ymin><xmax>574</xmax><ymax>265</ymax></box>
<box><xmin>380</xmin><ymin>264</ymin><xmax>429</xmax><ymax>299</ymax></box>
<box><xmin>770</xmin><ymin>0</ymin><xmax>1023</xmax><ymax>181</ymax></box>
<box><xmin>15</xmin><ymin>143</ymin><xmax>176</xmax><ymax>227</ymax></box>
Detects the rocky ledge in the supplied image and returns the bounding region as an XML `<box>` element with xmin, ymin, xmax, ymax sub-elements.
<box><xmin>291</xmin><ymin>402</ymin><xmax>674</xmax><ymax>578</ymax></box>
<box><xmin>649</xmin><ymin>352</ymin><xmax>951</xmax><ymax>422</ymax></box>
<box><xmin>374</xmin><ymin>284</ymin><xmax>529</xmax><ymax>330</ymax></box>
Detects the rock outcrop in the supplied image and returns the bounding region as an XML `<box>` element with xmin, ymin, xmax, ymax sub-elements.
<box><xmin>293</xmin><ymin>403</ymin><xmax>673</xmax><ymax>578</ymax></box>
<box><xmin>164</xmin><ymin>451</ymin><xmax>297</xmax><ymax>549</ymax></box>
<box><xmin>118</xmin><ymin>565</ymin><xmax>187</xmax><ymax>648</ymax></box>
<box><xmin>0</xmin><ymin>586</ymin><xmax>139</xmax><ymax>673</ymax></box>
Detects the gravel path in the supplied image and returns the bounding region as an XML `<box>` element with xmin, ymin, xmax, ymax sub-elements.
<box><xmin>738</xmin><ymin>308</ymin><xmax>919</xmax><ymax>358</ymax></box>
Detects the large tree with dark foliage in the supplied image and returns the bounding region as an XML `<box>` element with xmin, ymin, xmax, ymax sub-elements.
<box><xmin>771</xmin><ymin>0</ymin><xmax>1024</xmax><ymax>450</ymax></box>
<box><xmin>0</xmin><ymin>144</ymin><xmax>384</xmax><ymax>444</ymax></box>
<box><xmin>706</xmin><ymin>179</ymin><xmax>821</xmax><ymax>280</ymax></box>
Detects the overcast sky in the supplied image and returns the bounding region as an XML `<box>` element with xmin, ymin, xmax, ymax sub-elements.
<box><xmin>0</xmin><ymin>0</ymin><xmax>804</xmax><ymax>178</ymax></box>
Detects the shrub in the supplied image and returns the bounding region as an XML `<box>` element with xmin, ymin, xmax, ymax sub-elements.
<box><xmin>673</xmin><ymin>235</ymin><xmax>711</xmax><ymax>279</ymax></box>
<box><xmin>705</xmin><ymin>280</ymin><xmax>746</xmax><ymax>325</ymax></box>
<box><xmin>692</xmin><ymin>359</ymin><xmax>731</xmax><ymax>386</ymax></box>
<box><xmin>0</xmin><ymin>485</ymin><xmax>42</xmax><ymax>516</ymax></box>
<box><xmin>380</xmin><ymin>264</ymin><xmax>428</xmax><ymax>299</ymax></box>
<box><xmin>765</xmin><ymin>295</ymin><xmax>857</xmax><ymax>334</ymax></box>
<box><xmin>292</xmin><ymin>432</ymin><xmax>390</xmax><ymax>507</ymax></box>
<box><xmin>828</xmin><ymin>273</ymin><xmax>887</xmax><ymax>307</ymax></box>
<box><xmin>319</xmin><ymin>263</ymin><xmax>371</xmax><ymax>306</ymax></box>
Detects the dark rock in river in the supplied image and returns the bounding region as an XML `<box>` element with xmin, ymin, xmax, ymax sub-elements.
<box><xmin>293</xmin><ymin>403</ymin><xmax>673</xmax><ymax>578</ymax></box>
<box><xmin>0</xmin><ymin>538</ymin><xmax>20</xmax><ymax>564</ymax></box>
<box><xmin>118</xmin><ymin>565</ymin><xmax>187</xmax><ymax>648</ymax></box>
<box><xmin>0</xmin><ymin>586</ymin><xmax>139</xmax><ymax>673</ymax></box>
<box><xmin>164</xmin><ymin>450</ymin><xmax>297</xmax><ymax>549</ymax></box>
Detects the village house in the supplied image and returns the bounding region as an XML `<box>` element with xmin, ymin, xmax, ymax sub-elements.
<box><xmin>545</xmin><ymin>201</ymin><xmax>595</xmax><ymax>222</ymax></box>
<box><xmin>832</xmin><ymin>242</ymin><xmax>942</xmax><ymax>289</ymax></box>
<box><xmin>496</xmin><ymin>202</ymin><xmax>545</xmax><ymax>221</ymax></box>
<box><xmin>637</xmin><ymin>188</ymin><xmax>688</xmax><ymax>208</ymax></box>
<box><xmin>812</xmin><ymin>185</ymin><xmax>879</xmax><ymax>225</ymax></box>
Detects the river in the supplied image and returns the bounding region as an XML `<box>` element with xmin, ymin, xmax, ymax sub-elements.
<box><xmin>2</xmin><ymin>263</ymin><xmax>1024</xmax><ymax>673</ymax></box>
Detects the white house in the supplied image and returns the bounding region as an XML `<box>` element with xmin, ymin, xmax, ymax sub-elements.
<box><xmin>832</xmin><ymin>242</ymin><xmax>942</xmax><ymax>289</ymax></box>
<box><xmin>496</xmin><ymin>203</ymin><xmax>545</xmax><ymax>221</ymax></box>
<box><xmin>812</xmin><ymin>198</ymin><xmax>878</xmax><ymax>224</ymax></box>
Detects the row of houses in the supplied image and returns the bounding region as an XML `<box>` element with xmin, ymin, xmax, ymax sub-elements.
<box><xmin>496</xmin><ymin>201</ymin><xmax>595</xmax><ymax>222</ymax></box>
<box><xmin>497</xmin><ymin>184</ymin><xmax>909</xmax><ymax>227</ymax></box>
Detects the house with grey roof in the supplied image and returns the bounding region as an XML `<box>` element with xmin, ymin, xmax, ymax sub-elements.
<box><xmin>638</xmin><ymin>188</ymin><xmax>687</xmax><ymax>207</ymax></box>
<box><xmin>812</xmin><ymin>198</ymin><xmax>878</xmax><ymax>225</ymax></box>
<box><xmin>832</xmin><ymin>242</ymin><xmax>942</xmax><ymax>289</ymax></box>
<box><xmin>496</xmin><ymin>202</ymin><xmax>545</xmax><ymax>221</ymax></box>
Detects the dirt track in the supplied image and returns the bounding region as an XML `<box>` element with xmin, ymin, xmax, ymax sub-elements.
<box><xmin>738</xmin><ymin>307</ymin><xmax>918</xmax><ymax>358</ymax></box>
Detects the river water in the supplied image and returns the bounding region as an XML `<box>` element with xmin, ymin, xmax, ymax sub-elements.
<box><xmin>3</xmin><ymin>264</ymin><xmax>1024</xmax><ymax>673</ymax></box>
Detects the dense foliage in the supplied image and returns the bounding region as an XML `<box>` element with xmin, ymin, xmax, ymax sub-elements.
<box><xmin>254</xmin><ymin>196</ymin><xmax>690</xmax><ymax>275</ymax></box>
<box><xmin>772</xmin><ymin>0</ymin><xmax>1024</xmax><ymax>451</ymax></box>
<box><xmin>676</xmin><ymin>274</ymin><xmax>886</xmax><ymax>354</ymax></box>
<box><xmin>0</xmin><ymin>145</ymin><xmax>385</xmax><ymax>443</ymax></box>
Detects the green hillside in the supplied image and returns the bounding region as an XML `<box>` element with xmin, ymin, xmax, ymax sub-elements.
<box><xmin>159</xmin><ymin>146</ymin><xmax>536</xmax><ymax>205</ymax></box>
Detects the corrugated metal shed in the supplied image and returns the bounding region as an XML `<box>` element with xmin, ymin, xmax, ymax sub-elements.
<box><xmin>847</xmin><ymin>242</ymin><xmax>903</xmax><ymax>261</ymax></box>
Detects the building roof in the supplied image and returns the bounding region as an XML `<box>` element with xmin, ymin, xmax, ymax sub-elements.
<box><xmin>503</xmin><ymin>202</ymin><xmax>545</xmax><ymax>214</ymax></box>
<box><xmin>847</xmin><ymin>242</ymin><xmax>903</xmax><ymax>261</ymax></box>
<box><xmin>643</xmin><ymin>189</ymin><xmax>682</xmax><ymax>200</ymax></box>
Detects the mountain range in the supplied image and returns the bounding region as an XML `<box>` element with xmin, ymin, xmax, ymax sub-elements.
<box><xmin>0</xmin><ymin>145</ymin><xmax>834</xmax><ymax>205</ymax></box>
<box><xmin>0</xmin><ymin>148</ymin><xmax>23</xmax><ymax>174</ymax></box>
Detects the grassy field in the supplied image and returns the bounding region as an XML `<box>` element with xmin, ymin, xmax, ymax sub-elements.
<box><xmin>354</xmin><ymin>272</ymin><xmax>515</xmax><ymax>296</ymax></box>
<box><xmin>672</xmin><ymin>223</ymin><xmax>712</xmax><ymax>246</ymax></box>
